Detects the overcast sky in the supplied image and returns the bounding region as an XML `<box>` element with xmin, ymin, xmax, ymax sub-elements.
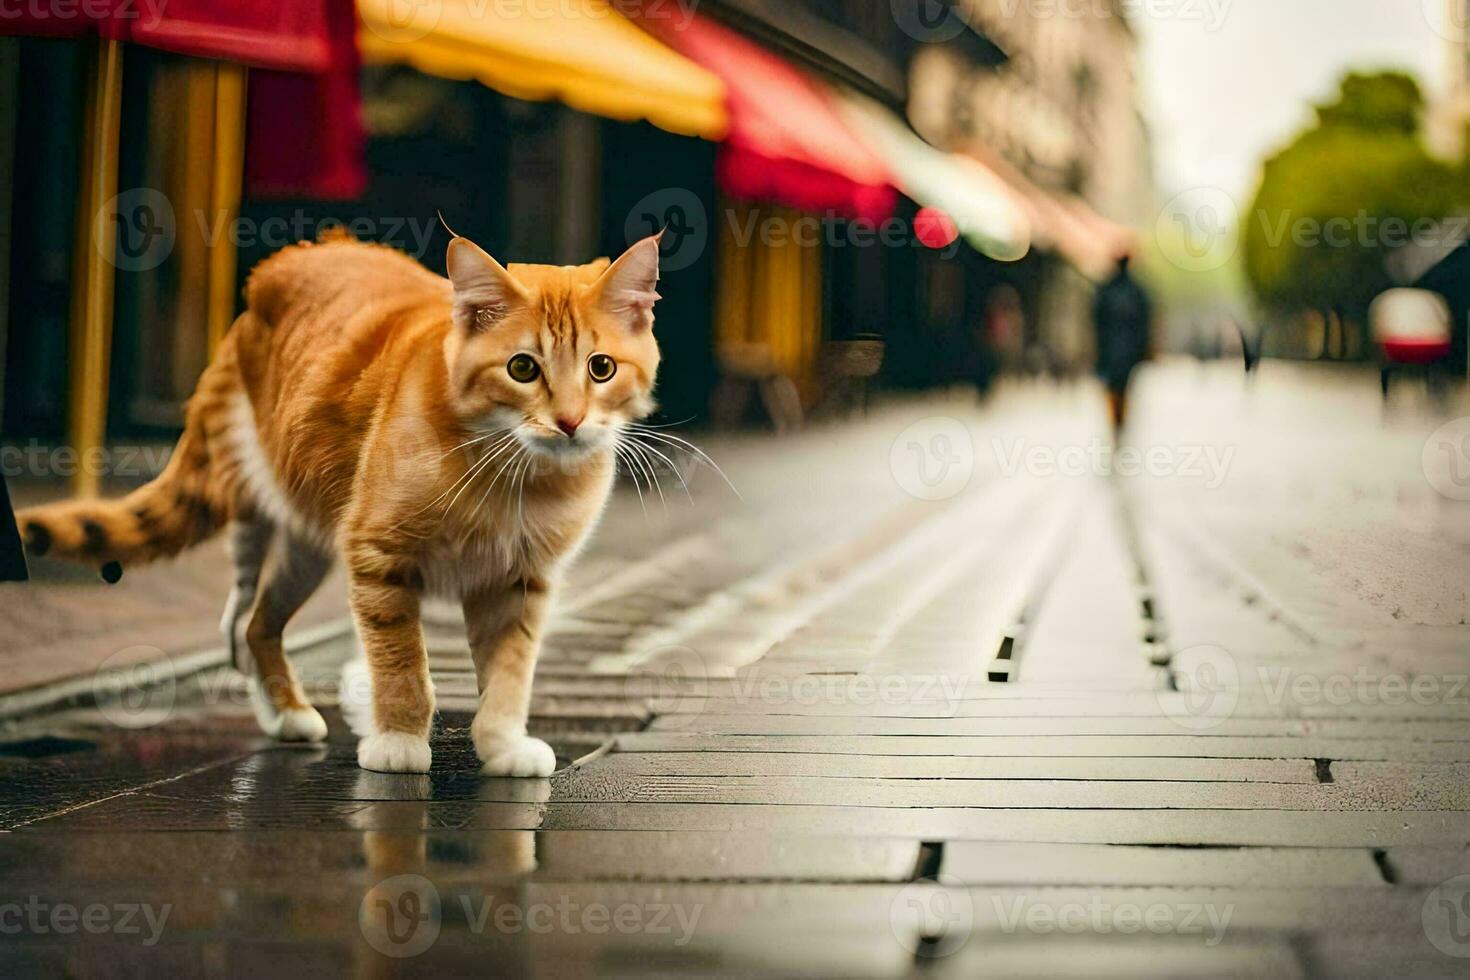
<box><xmin>1133</xmin><ymin>0</ymin><xmax>1445</xmax><ymax>199</ymax></box>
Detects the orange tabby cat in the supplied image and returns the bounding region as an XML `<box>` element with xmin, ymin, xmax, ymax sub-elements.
<box><xmin>17</xmin><ymin>230</ymin><xmax>664</xmax><ymax>774</ymax></box>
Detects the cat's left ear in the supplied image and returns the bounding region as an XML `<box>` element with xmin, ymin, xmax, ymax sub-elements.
<box><xmin>446</xmin><ymin>237</ymin><xmax>530</xmax><ymax>331</ymax></box>
<box><xmin>592</xmin><ymin>232</ymin><xmax>662</xmax><ymax>332</ymax></box>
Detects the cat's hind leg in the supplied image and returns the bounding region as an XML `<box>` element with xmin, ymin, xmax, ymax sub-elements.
<box><xmin>244</xmin><ymin>530</ymin><xmax>333</xmax><ymax>742</ymax></box>
<box><xmin>221</xmin><ymin>516</ymin><xmax>275</xmax><ymax>671</ymax></box>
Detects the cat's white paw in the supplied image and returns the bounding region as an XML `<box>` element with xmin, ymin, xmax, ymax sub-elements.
<box><xmin>247</xmin><ymin>680</ymin><xmax>327</xmax><ymax>743</ymax></box>
<box><xmin>277</xmin><ymin>707</ymin><xmax>329</xmax><ymax>743</ymax></box>
<box><xmin>478</xmin><ymin>735</ymin><xmax>556</xmax><ymax>778</ymax></box>
<box><xmin>358</xmin><ymin>732</ymin><xmax>432</xmax><ymax>773</ymax></box>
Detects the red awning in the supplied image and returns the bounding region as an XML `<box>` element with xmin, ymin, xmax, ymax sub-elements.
<box><xmin>244</xmin><ymin>0</ymin><xmax>366</xmax><ymax>200</ymax></box>
<box><xmin>0</xmin><ymin>0</ymin><xmax>366</xmax><ymax>201</ymax></box>
<box><xmin>637</xmin><ymin>13</ymin><xmax>894</xmax><ymax>223</ymax></box>
<box><xmin>0</xmin><ymin>0</ymin><xmax>333</xmax><ymax>72</ymax></box>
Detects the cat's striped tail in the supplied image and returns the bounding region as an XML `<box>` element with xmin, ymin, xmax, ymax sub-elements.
<box><xmin>16</xmin><ymin>386</ymin><xmax>234</xmax><ymax>581</ymax></box>
<box><xmin>16</xmin><ymin>423</ymin><xmax>228</xmax><ymax>579</ymax></box>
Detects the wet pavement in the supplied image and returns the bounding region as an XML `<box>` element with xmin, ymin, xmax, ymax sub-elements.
<box><xmin>2</xmin><ymin>361</ymin><xmax>1469</xmax><ymax>977</ymax></box>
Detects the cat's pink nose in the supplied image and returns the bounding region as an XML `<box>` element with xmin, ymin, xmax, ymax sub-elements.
<box><xmin>555</xmin><ymin>416</ymin><xmax>582</xmax><ymax>438</ymax></box>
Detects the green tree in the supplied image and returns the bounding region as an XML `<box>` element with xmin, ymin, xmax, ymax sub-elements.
<box><xmin>1244</xmin><ymin>71</ymin><xmax>1469</xmax><ymax>346</ymax></box>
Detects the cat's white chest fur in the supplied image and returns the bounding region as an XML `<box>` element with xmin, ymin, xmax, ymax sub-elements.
<box><xmin>418</xmin><ymin>518</ymin><xmax>539</xmax><ymax>598</ymax></box>
<box><xmin>418</xmin><ymin>482</ymin><xmax>606</xmax><ymax>597</ymax></box>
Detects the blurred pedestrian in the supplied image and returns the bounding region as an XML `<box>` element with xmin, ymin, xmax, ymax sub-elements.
<box><xmin>1092</xmin><ymin>253</ymin><xmax>1153</xmax><ymax>432</ymax></box>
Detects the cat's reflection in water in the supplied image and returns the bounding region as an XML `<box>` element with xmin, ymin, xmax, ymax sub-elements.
<box><xmin>351</xmin><ymin>771</ymin><xmax>539</xmax><ymax>975</ymax></box>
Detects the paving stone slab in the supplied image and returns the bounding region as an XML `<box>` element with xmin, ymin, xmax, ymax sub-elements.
<box><xmin>678</xmin><ymin>690</ymin><xmax>1470</xmax><ymax>720</ymax></box>
<box><xmin>531</xmin><ymin>831</ymin><xmax>919</xmax><ymax>882</ymax></box>
<box><xmin>590</xmin><ymin>751</ymin><xmax>1319</xmax><ymax>783</ymax></box>
<box><xmin>1300</xmin><ymin>933</ymin><xmax>1469</xmax><ymax>980</ymax></box>
<box><xmin>618</xmin><ymin>732</ymin><xmax>1470</xmax><ymax>762</ymax></box>
<box><xmin>0</xmin><ymin>830</ymin><xmax>919</xmax><ymax>885</ymax></box>
<box><xmin>526</xmin><ymin>804</ymin><xmax>1470</xmax><ymax>845</ymax></box>
<box><xmin>0</xmin><ymin>727</ymin><xmax>261</xmax><ymax>829</ymax></box>
<box><xmin>31</xmin><ymin>792</ymin><xmax>1470</xmax><ymax>844</ymax></box>
<box><xmin>542</xmin><ymin>771</ymin><xmax>1470</xmax><ymax>811</ymax></box>
<box><xmin>646</xmin><ymin>714</ymin><xmax>1470</xmax><ymax>739</ymax></box>
<box><xmin>1329</xmin><ymin>760</ymin><xmax>1470</xmax><ymax>784</ymax></box>
<box><xmin>939</xmin><ymin>842</ymin><xmax>1385</xmax><ymax>887</ymax></box>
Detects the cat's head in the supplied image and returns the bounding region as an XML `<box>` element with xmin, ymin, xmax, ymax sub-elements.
<box><xmin>443</xmin><ymin>234</ymin><xmax>662</xmax><ymax>463</ymax></box>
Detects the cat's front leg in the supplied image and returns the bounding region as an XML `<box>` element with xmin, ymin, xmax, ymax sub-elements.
<box><xmin>348</xmin><ymin>538</ymin><xmax>434</xmax><ymax>773</ymax></box>
<box><xmin>463</xmin><ymin>577</ymin><xmax>556</xmax><ymax>777</ymax></box>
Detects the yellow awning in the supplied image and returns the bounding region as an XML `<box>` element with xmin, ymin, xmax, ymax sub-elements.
<box><xmin>357</xmin><ymin>0</ymin><xmax>729</xmax><ymax>140</ymax></box>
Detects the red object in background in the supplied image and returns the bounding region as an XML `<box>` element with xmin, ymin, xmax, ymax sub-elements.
<box><xmin>1381</xmin><ymin>339</ymin><xmax>1453</xmax><ymax>365</ymax></box>
<box><xmin>244</xmin><ymin>0</ymin><xmax>367</xmax><ymax>200</ymax></box>
<box><xmin>638</xmin><ymin>12</ymin><xmax>895</xmax><ymax>224</ymax></box>
<box><xmin>0</xmin><ymin>0</ymin><xmax>365</xmax><ymax>202</ymax></box>
<box><xmin>914</xmin><ymin>207</ymin><xmax>959</xmax><ymax>250</ymax></box>
<box><xmin>0</xmin><ymin>0</ymin><xmax>332</xmax><ymax>71</ymax></box>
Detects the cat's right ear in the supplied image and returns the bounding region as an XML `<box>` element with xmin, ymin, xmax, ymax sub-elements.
<box><xmin>446</xmin><ymin>237</ymin><xmax>528</xmax><ymax>331</ymax></box>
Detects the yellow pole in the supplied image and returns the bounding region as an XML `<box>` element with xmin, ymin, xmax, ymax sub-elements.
<box><xmin>206</xmin><ymin>60</ymin><xmax>247</xmax><ymax>356</ymax></box>
<box><xmin>68</xmin><ymin>38</ymin><xmax>124</xmax><ymax>499</ymax></box>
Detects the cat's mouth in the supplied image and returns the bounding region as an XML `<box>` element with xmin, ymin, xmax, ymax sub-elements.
<box><xmin>516</xmin><ymin>425</ymin><xmax>612</xmax><ymax>464</ymax></box>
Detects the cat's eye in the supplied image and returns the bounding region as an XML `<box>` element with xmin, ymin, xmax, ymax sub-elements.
<box><xmin>587</xmin><ymin>353</ymin><xmax>617</xmax><ymax>383</ymax></box>
<box><xmin>506</xmin><ymin>353</ymin><xmax>540</xmax><ymax>383</ymax></box>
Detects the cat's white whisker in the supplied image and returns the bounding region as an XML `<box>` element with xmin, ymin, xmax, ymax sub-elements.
<box><xmin>463</xmin><ymin>443</ymin><xmax>526</xmax><ymax>532</ymax></box>
<box><xmin>440</xmin><ymin>426</ymin><xmax>510</xmax><ymax>460</ymax></box>
<box><xmin>613</xmin><ymin>443</ymin><xmax>649</xmax><ymax>517</ymax></box>
<box><xmin>623</xmin><ymin>427</ymin><xmax>741</xmax><ymax>501</ymax></box>
<box><xmin>408</xmin><ymin>431</ymin><xmax>516</xmax><ymax>525</ymax></box>
<box><xmin>623</xmin><ymin>439</ymin><xmax>667</xmax><ymax>511</ymax></box>
<box><xmin>627</xmin><ymin>435</ymin><xmax>694</xmax><ymax>504</ymax></box>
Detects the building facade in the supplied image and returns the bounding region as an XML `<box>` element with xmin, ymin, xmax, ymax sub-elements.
<box><xmin>1430</xmin><ymin>0</ymin><xmax>1470</xmax><ymax>159</ymax></box>
<box><xmin>908</xmin><ymin>0</ymin><xmax>1154</xmax><ymax>368</ymax></box>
